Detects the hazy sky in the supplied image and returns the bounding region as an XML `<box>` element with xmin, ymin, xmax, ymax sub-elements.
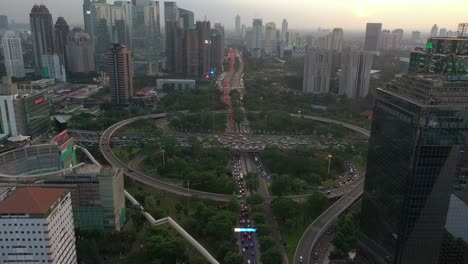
<box><xmin>1</xmin><ymin>0</ymin><xmax>467</xmax><ymax>32</ymax></box>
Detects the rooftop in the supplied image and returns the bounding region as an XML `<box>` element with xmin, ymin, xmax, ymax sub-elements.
<box><xmin>0</xmin><ymin>187</ymin><xmax>65</xmax><ymax>215</ymax></box>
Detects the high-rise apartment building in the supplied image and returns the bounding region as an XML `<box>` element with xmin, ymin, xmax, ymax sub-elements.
<box><xmin>379</xmin><ymin>29</ymin><xmax>393</xmax><ymax>50</ymax></box>
<box><xmin>185</xmin><ymin>28</ymin><xmax>199</xmax><ymax>77</ymax></box>
<box><xmin>281</xmin><ymin>19</ymin><xmax>288</xmax><ymax>45</ymax></box>
<box><xmin>30</xmin><ymin>4</ymin><xmax>55</xmax><ymax>72</ymax></box>
<box><xmin>107</xmin><ymin>44</ymin><xmax>134</xmax><ymax>105</ymax></box>
<box><xmin>197</xmin><ymin>21</ymin><xmax>212</xmax><ymax>76</ymax></box>
<box><xmin>66</xmin><ymin>28</ymin><xmax>96</xmax><ymax>74</ymax></box>
<box><xmin>439</xmin><ymin>28</ymin><xmax>447</xmax><ymax>37</ymax></box>
<box><xmin>392</xmin><ymin>29</ymin><xmax>404</xmax><ymax>49</ymax></box>
<box><xmin>339</xmin><ymin>50</ymin><xmax>373</xmax><ymax>99</ymax></box>
<box><xmin>89</xmin><ymin>1</ymin><xmax>112</xmax><ymax>54</ymax></box>
<box><xmin>165</xmin><ymin>20</ymin><xmax>184</xmax><ymax>74</ymax></box>
<box><xmin>302</xmin><ymin>48</ymin><xmax>335</xmax><ymax>94</ymax></box>
<box><xmin>2</xmin><ymin>31</ymin><xmax>25</xmax><ymax>78</ymax></box>
<box><xmin>83</xmin><ymin>0</ymin><xmax>92</xmax><ymax>34</ymax></box>
<box><xmin>431</xmin><ymin>24</ymin><xmax>439</xmax><ymax>37</ymax></box>
<box><xmin>0</xmin><ymin>15</ymin><xmax>8</xmax><ymax>29</ymax></box>
<box><xmin>235</xmin><ymin>15</ymin><xmax>241</xmax><ymax>36</ymax></box>
<box><xmin>54</xmin><ymin>17</ymin><xmax>70</xmax><ymax>71</ymax></box>
<box><xmin>0</xmin><ymin>187</ymin><xmax>77</xmax><ymax>264</ymax></box>
<box><xmin>112</xmin><ymin>1</ymin><xmax>133</xmax><ymax>48</ymax></box>
<box><xmin>331</xmin><ymin>28</ymin><xmax>344</xmax><ymax>51</ymax></box>
<box><xmin>364</xmin><ymin>23</ymin><xmax>382</xmax><ymax>52</ymax></box>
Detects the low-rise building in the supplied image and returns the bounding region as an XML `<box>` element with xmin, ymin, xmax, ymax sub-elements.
<box><xmin>156</xmin><ymin>79</ymin><xmax>196</xmax><ymax>90</ymax></box>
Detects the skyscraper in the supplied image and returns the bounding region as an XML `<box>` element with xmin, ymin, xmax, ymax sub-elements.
<box><xmin>2</xmin><ymin>31</ymin><xmax>25</xmax><ymax>78</ymax></box>
<box><xmin>83</xmin><ymin>0</ymin><xmax>92</xmax><ymax>34</ymax></box>
<box><xmin>54</xmin><ymin>17</ymin><xmax>70</xmax><ymax>71</ymax></box>
<box><xmin>392</xmin><ymin>29</ymin><xmax>404</xmax><ymax>49</ymax></box>
<box><xmin>89</xmin><ymin>1</ymin><xmax>111</xmax><ymax>54</ymax></box>
<box><xmin>42</xmin><ymin>54</ymin><xmax>66</xmax><ymax>82</ymax></box>
<box><xmin>364</xmin><ymin>23</ymin><xmax>382</xmax><ymax>52</ymax></box>
<box><xmin>66</xmin><ymin>28</ymin><xmax>95</xmax><ymax>74</ymax></box>
<box><xmin>30</xmin><ymin>4</ymin><xmax>55</xmax><ymax>72</ymax></box>
<box><xmin>179</xmin><ymin>8</ymin><xmax>194</xmax><ymax>30</ymax></box>
<box><xmin>439</xmin><ymin>28</ymin><xmax>447</xmax><ymax>37</ymax></box>
<box><xmin>264</xmin><ymin>22</ymin><xmax>276</xmax><ymax>55</ymax></box>
<box><xmin>339</xmin><ymin>50</ymin><xmax>373</xmax><ymax>99</ymax></box>
<box><xmin>185</xmin><ymin>28</ymin><xmax>199</xmax><ymax>77</ymax></box>
<box><xmin>107</xmin><ymin>44</ymin><xmax>134</xmax><ymax>105</ymax></box>
<box><xmin>144</xmin><ymin>0</ymin><xmax>161</xmax><ymax>75</ymax></box>
<box><xmin>210</xmin><ymin>28</ymin><xmax>224</xmax><ymax>73</ymax></box>
<box><xmin>411</xmin><ymin>30</ymin><xmax>421</xmax><ymax>42</ymax></box>
<box><xmin>281</xmin><ymin>19</ymin><xmax>288</xmax><ymax>45</ymax></box>
<box><xmin>302</xmin><ymin>47</ymin><xmax>334</xmax><ymax>94</ymax></box>
<box><xmin>359</xmin><ymin>72</ymin><xmax>468</xmax><ymax>264</ymax></box>
<box><xmin>197</xmin><ymin>21</ymin><xmax>211</xmax><ymax>76</ymax></box>
<box><xmin>0</xmin><ymin>15</ymin><xmax>8</xmax><ymax>29</ymax></box>
<box><xmin>112</xmin><ymin>1</ymin><xmax>133</xmax><ymax>48</ymax></box>
<box><xmin>379</xmin><ymin>29</ymin><xmax>393</xmax><ymax>50</ymax></box>
<box><xmin>235</xmin><ymin>15</ymin><xmax>241</xmax><ymax>36</ymax></box>
<box><xmin>431</xmin><ymin>24</ymin><xmax>439</xmax><ymax>37</ymax></box>
<box><xmin>164</xmin><ymin>1</ymin><xmax>179</xmax><ymax>23</ymax></box>
<box><xmin>164</xmin><ymin>2</ymin><xmax>183</xmax><ymax>73</ymax></box>
<box><xmin>252</xmin><ymin>19</ymin><xmax>263</xmax><ymax>57</ymax></box>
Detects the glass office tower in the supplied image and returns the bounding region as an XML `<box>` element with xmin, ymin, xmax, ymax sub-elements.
<box><xmin>359</xmin><ymin>74</ymin><xmax>468</xmax><ymax>264</ymax></box>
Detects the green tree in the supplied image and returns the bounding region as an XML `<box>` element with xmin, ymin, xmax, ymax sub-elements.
<box><xmin>332</xmin><ymin>213</ymin><xmax>358</xmax><ymax>257</ymax></box>
<box><xmin>224</xmin><ymin>251</ymin><xmax>243</xmax><ymax>264</ymax></box>
<box><xmin>246</xmin><ymin>193</ymin><xmax>264</xmax><ymax>205</ymax></box>
<box><xmin>146</xmin><ymin>228</ymin><xmax>186</xmax><ymax>263</ymax></box>
<box><xmin>271</xmin><ymin>197</ymin><xmax>299</xmax><ymax>223</ymax></box>
<box><xmin>258</xmin><ymin>236</ymin><xmax>275</xmax><ymax>250</ymax></box>
<box><xmin>261</xmin><ymin>247</ymin><xmax>283</xmax><ymax>264</ymax></box>
<box><xmin>226</xmin><ymin>198</ymin><xmax>240</xmax><ymax>213</ymax></box>
<box><xmin>245</xmin><ymin>172</ymin><xmax>259</xmax><ymax>192</ymax></box>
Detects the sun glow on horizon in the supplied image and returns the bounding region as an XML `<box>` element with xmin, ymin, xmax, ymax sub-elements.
<box><xmin>355</xmin><ymin>7</ymin><xmax>369</xmax><ymax>18</ymax></box>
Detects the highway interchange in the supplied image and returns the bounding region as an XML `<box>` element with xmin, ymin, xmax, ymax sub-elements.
<box><xmin>97</xmin><ymin>48</ymin><xmax>370</xmax><ymax>263</ymax></box>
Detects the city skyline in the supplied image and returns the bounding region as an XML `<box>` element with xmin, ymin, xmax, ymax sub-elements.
<box><xmin>1</xmin><ymin>0</ymin><xmax>467</xmax><ymax>31</ymax></box>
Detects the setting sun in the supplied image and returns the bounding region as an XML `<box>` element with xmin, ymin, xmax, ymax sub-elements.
<box><xmin>355</xmin><ymin>7</ymin><xmax>368</xmax><ymax>18</ymax></box>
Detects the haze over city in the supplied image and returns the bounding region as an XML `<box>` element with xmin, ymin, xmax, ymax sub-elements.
<box><xmin>2</xmin><ymin>0</ymin><xmax>468</xmax><ymax>30</ymax></box>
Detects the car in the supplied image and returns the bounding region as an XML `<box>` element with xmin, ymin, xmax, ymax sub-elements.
<box><xmin>299</xmin><ymin>256</ymin><xmax>303</xmax><ymax>263</ymax></box>
<box><xmin>242</xmin><ymin>247</ymin><xmax>246</xmax><ymax>253</ymax></box>
<box><xmin>250</xmin><ymin>250</ymin><xmax>255</xmax><ymax>256</ymax></box>
<box><xmin>250</xmin><ymin>242</ymin><xmax>254</xmax><ymax>248</ymax></box>
<box><xmin>247</xmin><ymin>260</ymin><xmax>251</xmax><ymax>264</ymax></box>
<box><xmin>248</xmin><ymin>235</ymin><xmax>252</xmax><ymax>240</ymax></box>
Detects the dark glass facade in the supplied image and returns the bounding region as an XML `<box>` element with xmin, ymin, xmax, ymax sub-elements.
<box><xmin>360</xmin><ymin>84</ymin><xmax>468</xmax><ymax>263</ymax></box>
<box><xmin>21</xmin><ymin>92</ymin><xmax>50</xmax><ymax>138</ymax></box>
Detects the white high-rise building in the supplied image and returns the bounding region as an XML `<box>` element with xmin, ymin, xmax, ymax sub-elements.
<box><xmin>2</xmin><ymin>31</ymin><xmax>25</xmax><ymax>78</ymax></box>
<box><xmin>339</xmin><ymin>50</ymin><xmax>373</xmax><ymax>99</ymax></box>
<box><xmin>0</xmin><ymin>187</ymin><xmax>77</xmax><ymax>264</ymax></box>
<box><xmin>331</xmin><ymin>28</ymin><xmax>344</xmax><ymax>51</ymax></box>
<box><xmin>303</xmin><ymin>48</ymin><xmax>334</xmax><ymax>94</ymax></box>
<box><xmin>281</xmin><ymin>19</ymin><xmax>288</xmax><ymax>45</ymax></box>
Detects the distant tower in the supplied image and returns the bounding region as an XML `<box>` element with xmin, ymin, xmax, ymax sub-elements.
<box><xmin>364</xmin><ymin>23</ymin><xmax>382</xmax><ymax>52</ymax></box>
<box><xmin>431</xmin><ymin>24</ymin><xmax>439</xmax><ymax>37</ymax></box>
<box><xmin>235</xmin><ymin>15</ymin><xmax>241</xmax><ymax>36</ymax></box>
<box><xmin>54</xmin><ymin>17</ymin><xmax>70</xmax><ymax>71</ymax></box>
<box><xmin>252</xmin><ymin>19</ymin><xmax>263</xmax><ymax>57</ymax></box>
<box><xmin>439</xmin><ymin>28</ymin><xmax>447</xmax><ymax>37</ymax></box>
<box><xmin>196</xmin><ymin>21</ymin><xmax>211</xmax><ymax>76</ymax></box>
<box><xmin>0</xmin><ymin>15</ymin><xmax>8</xmax><ymax>29</ymax></box>
<box><xmin>339</xmin><ymin>51</ymin><xmax>373</xmax><ymax>99</ymax></box>
<box><xmin>331</xmin><ymin>28</ymin><xmax>344</xmax><ymax>51</ymax></box>
<box><xmin>107</xmin><ymin>44</ymin><xmax>134</xmax><ymax>105</ymax></box>
<box><xmin>281</xmin><ymin>19</ymin><xmax>288</xmax><ymax>45</ymax></box>
<box><xmin>303</xmin><ymin>47</ymin><xmax>334</xmax><ymax>94</ymax></box>
<box><xmin>2</xmin><ymin>31</ymin><xmax>25</xmax><ymax>77</ymax></box>
<box><xmin>66</xmin><ymin>28</ymin><xmax>95</xmax><ymax>74</ymax></box>
<box><xmin>30</xmin><ymin>4</ymin><xmax>55</xmax><ymax>72</ymax></box>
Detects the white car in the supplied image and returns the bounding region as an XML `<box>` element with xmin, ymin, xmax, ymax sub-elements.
<box><xmin>299</xmin><ymin>256</ymin><xmax>303</xmax><ymax>263</ymax></box>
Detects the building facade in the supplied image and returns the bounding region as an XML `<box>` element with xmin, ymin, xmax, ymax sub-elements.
<box><xmin>41</xmin><ymin>54</ymin><xmax>66</xmax><ymax>82</ymax></box>
<box><xmin>359</xmin><ymin>74</ymin><xmax>468</xmax><ymax>263</ymax></box>
<box><xmin>339</xmin><ymin>51</ymin><xmax>373</xmax><ymax>99</ymax></box>
<box><xmin>235</xmin><ymin>15</ymin><xmax>241</xmax><ymax>36</ymax></box>
<box><xmin>431</xmin><ymin>24</ymin><xmax>439</xmax><ymax>37</ymax></box>
<box><xmin>197</xmin><ymin>21</ymin><xmax>211</xmax><ymax>77</ymax></box>
<box><xmin>302</xmin><ymin>48</ymin><xmax>335</xmax><ymax>94</ymax></box>
<box><xmin>0</xmin><ymin>187</ymin><xmax>77</xmax><ymax>264</ymax></box>
<box><xmin>66</xmin><ymin>28</ymin><xmax>96</xmax><ymax>74</ymax></box>
<box><xmin>210</xmin><ymin>28</ymin><xmax>224</xmax><ymax>73</ymax></box>
<box><xmin>251</xmin><ymin>19</ymin><xmax>263</xmax><ymax>57</ymax></box>
<box><xmin>281</xmin><ymin>19</ymin><xmax>288</xmax><ymax>45</ymax></box>
<box><xmin>30</xmin><ymin>4</ymin><xmax>55</xmax><ymax>73</ymax></box>
<box><xmin>2</xmin><ymin>31</ymin><xmax>25</xmax><ymax>78</ymax></box>
<box><xmin>364</xmin><ymin>23</ymin><xmax>382</xmax><ymax>52</ymax></box>
<box><xmin>0</xmin><ymin>15</ymin><xmax>8</xmax><ymax>29</ymax></box>
<box><xmin>107</xmin><ymin>44</ymin><xmax>133</xmax><ymax>105</ymax></box>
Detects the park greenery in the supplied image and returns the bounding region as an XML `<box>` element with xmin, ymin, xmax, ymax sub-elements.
<box><xmin>140</xmin><ymin>136</ymin><xmax>237</xmax><ymax>194</ymax></box>
<box><xmin>160</xmin><ymin>84</ymin><xmax>224</xmax><ymax>112</ymax></box>
<box><xmin>271</xmin><ymin>193</ymin><xmax>332</xmax><ymax>262</ymax></box>
<box><xmin>127</xmin><ymin>182</ymin><xmax>243</xmax><ymax>263</ymax></box>
<box><xmin>262</xmin><ymin>146</ymin><xmax>346</xmax><ymax>195</ymax></box>
<box><xmin>169</xmin><ymin>112</ymin><xmax>226</xmax><ymax>133</ymax></box>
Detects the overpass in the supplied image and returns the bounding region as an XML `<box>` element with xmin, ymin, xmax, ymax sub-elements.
<box><xmin>99</xmin><ymin>112</ymin><xmax>370</xmax><ymax>203</ymax></box>
<box><xmin>294</xmin><ymin>177</ymin><xmax>365</xmax><ymax>264</ymax></box>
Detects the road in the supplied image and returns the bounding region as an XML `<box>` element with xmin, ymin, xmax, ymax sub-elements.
<box><xmin>294</xmin><ymin>177</ymin><xmax>365</xmax><ymax>264</ymax></box>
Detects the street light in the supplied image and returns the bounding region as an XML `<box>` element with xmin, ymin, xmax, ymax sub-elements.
<box><xmin>327</xmin><ymin>154</ymin><xmax>333</xmax><ymax>175</ymax></box>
